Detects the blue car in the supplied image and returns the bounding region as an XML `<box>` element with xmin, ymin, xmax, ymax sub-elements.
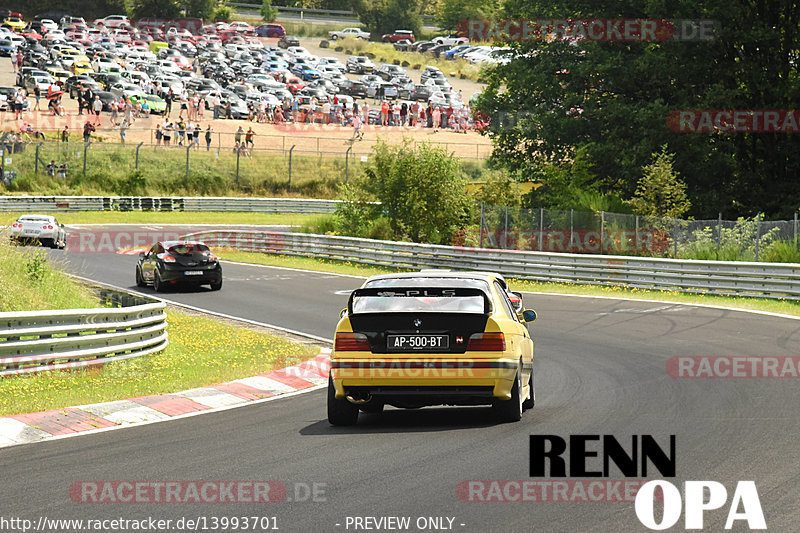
<box><xmin>255</xmin><ymin>23</ymin><xmax>286</xmax><ymax>38</ymax></box>
<box><xmin>291</xmin><ymin>65</ymin><xmax>321</xmax><ymax>81</ymax></box>
<box><xmin>0</xmin><ymin>38</ymin><xmax>15</xmax><ymax>57</ymax></box>
<box><xmin>445</xmin><ymin>45</ymin><xmax>473</xmax><ymax>60</ymax></box>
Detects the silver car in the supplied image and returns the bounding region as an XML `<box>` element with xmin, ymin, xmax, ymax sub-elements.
<box><xmin>9</xmin><ymin>215</ymin><xmax>67</xmax><ymax>248</ymax></box>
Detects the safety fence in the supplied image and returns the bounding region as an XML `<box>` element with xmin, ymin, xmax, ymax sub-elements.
<box><xmin>0</xmin><ymin>290</ymin><xmax>168</xmax><ymax>376</ymax></box>
<box><xmin>0</xmin><ymin>195</ymin><xmax>340</xmax><ymax>214</ymax></box>
<box><xmin>180</xmin><ymin>230</ymin><xmax>800</xmax><ymax>300</ymax></box>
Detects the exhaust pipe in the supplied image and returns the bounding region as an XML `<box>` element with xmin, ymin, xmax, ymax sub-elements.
<box><xmin>346</xmin><ymin>390</ymin><xmax>372</xmax><ymax>404</ymax></box>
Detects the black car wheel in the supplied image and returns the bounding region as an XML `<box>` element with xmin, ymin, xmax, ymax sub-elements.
<box><xmin>522</xmin><ymin>369</ymin><xmax>535</xmax><ymax>410</ymax></box>
<box><xmin>153</xmin><ymin>270</ymin><xmax>164</xmax><ymax>292</ymax></box>
<box><xmin>135</xmin><ymin>266</ymin><xmax>146</xmax><ymax>287</ymax></box>
<box><xmin>210</xmin><ymin>277</ymin><xmax>222</xmax><ymax>291</ymax></box>
<box><xmin>493</xmin><ymin>363</ymin><xmax>523</xmax><ymax>422</ymax></box>
<box><xmin>327</xmin><ymin>374</ymin><xmax>359</xmax><ymax>426</ymax></box>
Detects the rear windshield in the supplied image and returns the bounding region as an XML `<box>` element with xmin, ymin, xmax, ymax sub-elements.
<box><xmin>168</xmin><ymin>243</ymin><xmax>210</xmax><ymax>255</ymax></box>
<box><xmin>352</xmin><ymin>295</ymin><xmax>484</xmax><ymax>314</ymax></box>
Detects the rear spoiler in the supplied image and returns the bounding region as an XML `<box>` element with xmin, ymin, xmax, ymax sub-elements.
<box><xmin>348</xmin><ymin>287</ymin><xmax>491</xmax><ymax>315</ymax></box>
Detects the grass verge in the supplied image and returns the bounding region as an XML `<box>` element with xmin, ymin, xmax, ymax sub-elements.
<box><xmin>0</xmin><ymin>309</ymin><xmax>319</xmax><ymax>416</ymax></box>
<box><xmin>1</xmin><ymin>212</ymin><xmax>319</xmax><ymax>226</ymax></box>
<box><xmin>216</xmin><ymin>250</ymin><xmax>800</xmax><ymax>317</ymax></box>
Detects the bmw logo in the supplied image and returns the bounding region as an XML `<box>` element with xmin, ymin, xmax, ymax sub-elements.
<box><xmin>413</xmin><ymin>318</ymin><xmax>422</xmax><ymax>328</ymax></box>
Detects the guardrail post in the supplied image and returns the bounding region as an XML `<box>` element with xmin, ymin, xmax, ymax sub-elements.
<box><xmin>34</xmin><ymin>142</ymin><xmax>44</xmax><ymax>174</ymax></box>
<box><xmin>83</xmin><ymin>142</ymin><xmax>91</xmax><ymax>175</ymax></box>
<box><xmin>755</xmin><ymin>213</ymin><xmax>761</xmax><ymax>261</ymax></box>
<box><xmin>345</xmin><ymin>146</ymin><xmax>352</xmax><ymax>182</ymax></box>
<box><xmin>135</xmin><ymin>142</ymin><xmax>144</xmax><ymax>170</ymax></box>
<box><xmin>288</xmin><ymin>145</ymin><xmax>295</xmax><ymax>191</ymax></box>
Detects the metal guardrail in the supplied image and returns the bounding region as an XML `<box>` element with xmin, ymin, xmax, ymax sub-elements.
<box><xmin>0</xmin><ymin>196</ymin><xmax>340</xmax><ymax>214</ymax></box>
<box><xmin>0</xmin><ymin>298</ymin><xmax>168</xmax><ymax>376</ymax></box>
<box><xmin>182</xmin><ymin>230</ymin><xmax>800</xmax><ymax>300</ymax></box>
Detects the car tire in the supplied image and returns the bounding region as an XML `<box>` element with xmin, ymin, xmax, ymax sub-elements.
<box><xmin>153</xmin><ymin>270</ymin><xmax>164</xmax><ymax>292</ymax></box>
<box><xmin>331</xmin><ymin>35</ymin><xmax>338</xmax><ymax>40</ymax></box>
<box><xmin>522</xmin><ymin>368</ymin><xmax>535</xmax><ymax>410</ymax></box>
<box><xmin>327</xmin><ymin>374</ymin><xmax>359</xmax><ymax>426</ymax></box>
<box><xmin>136</xmin><ymin>266</ymin><xmax>146</xmax><ymax>287</ymax></box>
<box><xmin>210</xmin><ymin>277</ymin><xmax>222</xmax><ymax>291</ymax></box>
<box><xmin>493</xmin><ymin>363</ymin><xmax>523</xmax><ymax>423</ymax></box>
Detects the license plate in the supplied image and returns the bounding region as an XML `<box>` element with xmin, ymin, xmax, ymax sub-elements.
<box><xmin>184</xmin><ymin>271</ymin><xmax>203</xmax><ymax>276</ymax></box>
<box><xmin>24</xmin><ymin>230</ymin><xmax>37</xmax><ymax>235</ymax></box>
<box><xmin>387</xmin><ymin>335</ymin><xmax>449</xmax><ymax>351</ymax></box>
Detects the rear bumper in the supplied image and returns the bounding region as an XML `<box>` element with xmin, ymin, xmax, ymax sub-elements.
<box><xmin>159</xmin><ymin>265</ymin><xmax>222</xmax><ymax>284</ymax></box>
<box><xmin>331</xmin><ymin>357</ymin><xmax>519</xmax><ymax>401</ymax></box>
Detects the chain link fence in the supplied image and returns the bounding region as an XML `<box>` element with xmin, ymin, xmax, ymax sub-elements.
<box><xmin>473</xmin><ymin>204</ymin><xmax>800</xmax><ymax>261</ymax></box>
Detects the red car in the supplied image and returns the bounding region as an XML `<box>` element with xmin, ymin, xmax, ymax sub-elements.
<box><xmin>285</xmin><ymin>78</ymin><xmax>306</xmax><ymax>94</ymax></box>
<box><xmin>382</xmin><ymin>30</ymin><xmax>415</xmax><ymax>43</ymax></box>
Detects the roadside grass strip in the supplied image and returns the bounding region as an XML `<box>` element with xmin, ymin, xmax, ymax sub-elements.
<box><xmin>0</xmin><ymin>310</ymin><xmax>321</xmax><ymax>417</ymax></box>
<box><xmin>0</xmin><ymin>349</ymin><xmax>331</xmax><ymax>448</ymax></box>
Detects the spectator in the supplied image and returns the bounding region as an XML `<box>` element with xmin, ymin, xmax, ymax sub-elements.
<box><xmin>164</xmin><ymin>89</ymin><xmax>173</xmax><ymax>117</ymax></box>
<box><xmin>193</xmin><ymin>123</ymin><xmax>200</xmax><ymax>149</ymax></box>
<box><xmin>155</xmin><ymin>123</ymin><xmax>162</xmax><ymax>145</ymax></box>
<box><xmin>205</xmin><ymin>125</ymin><xmax>213</xmax><ymax>151</ymax></box>
<box><xmin>351</xmin><ymin>112</ymin><xmax>363</xmax><ymax>141</ymax></box>
<box><xmin>110</xmin><ymin>98</ymin><xmax>119</xmax><ymax>126</ymax></box>
<box><xmin>58</xmin><ymin>163</ymin><xmax>68</xmax><ymax>179</ymax></box>
<box><xmin>13</xmin><ymin>90</ymin><xmax>25</xmax><ymax>120</ymax></box>
<box><xmin>381</xmin><ymin>100</ymin><xmax>389</xmax><ymax>126</ymax></box>
<box><xmin>400</xmin><ymin>102</ymin><xmax>408</xmax><ymax>126</ymax></box>
<box><xmin>234</xmin><ymin>126</ymin><xmax>243</xmax><ymax>146</ymax></box>
<box><xmin>163</xmin><ymin>121</ymin><xmax>172</xmax><ymax>145</ymax></box>
<box><xmin>33</xmin><ymin>86</ymin><xmax>40</xmax><ymax>111</ymax></box>
<box><xmin>185</xmin><ymin>122</ymin><xmax>195</xmax><ymax>146</ymax></box>
<box><xmin>83</xmin><ymin>121</ymin><xmax>95</xmax><ymax>143</ymax></box>
<box><xmin>61</xmin><ymin>125</ymin><xmax>69</xmax><ymax>143</ymax></box>
<box><xmin>177</xmin><ymin>118</ymin><xmax>186</xmax><ymax>145</ymax></box>
<box><xmin>212</xmin><ymin>94</ymin><xmax>221</xmax><ymax>119</ymax></box>
<box><xmin>93</xmin><ymin>96</ymin><xmax>103</xmax><ymax>120</ymax></box>
<box><xmin>47</xmin><ymin>160</ymin><xmax>56</xmax><ymax>176</ymax></box>
<box><xmin>119</xmin><ymin>119</ymin><xmax>128</xmax><ymax>144</ymax></box>
<box><xmin>245</xmin><ymin>127</ymin><xmax>254</xmax><ymax>149</ymax></box>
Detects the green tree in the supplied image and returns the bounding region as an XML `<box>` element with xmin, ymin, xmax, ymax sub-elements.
<box><xmin>130</xmin><ymin>0</ymin><xmax>182</xmax><ymax>19</ymax></box>
<box><xmin>341</xmin><ymin>141</ymin><xmax>472</xmax><ymax>244</ymax></box>
<box><xmin>435</xmin><ymin>0</ymin><xmax>499</xmax><ymax>32</ymax></box>
<box><xmin>186</xmin><ymin>0</ymin><xmax>216</xmax><ymax>19</ymax></box>
<box><xmin>349</xmin><ymin>0</ymin><xmax>422</xmax><ymax>41</ymax></box>
<box><xmin>478</xmin><ymin>0</ymin><xmax>800</xmax><ymax>218</ymax></box>
<box><xmin>213</xmin><ymin>4</ymin><xmax>233</xmax><ymax>20</ymax></box>
<box><xmin>628</xmin><ymin>146</ymin><xmax>691</xmax><ymax>218</ymax></box>
<box><xmin>260</xmin><ymin>0</ymin><xmax>279</xmax><ymax>20</ymax></box>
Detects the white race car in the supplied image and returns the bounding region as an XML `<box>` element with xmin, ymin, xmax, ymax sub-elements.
<box><xmin>9</xmin><ymin>215</ymin><xmax>67</xmax><ymax>248</ymax></box>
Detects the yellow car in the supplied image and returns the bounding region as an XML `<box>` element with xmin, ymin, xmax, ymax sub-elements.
<box><xmin>45</xmin><ymin>67</ymin><xmax>71</xmax><ymax>84</ymax></box>
<box><xmin>328</xmin><ymin>271</ymin><xmax>537</xmax><ymax>425</ymax></box>
<box><xmin>3</xmin><ymin>16</ymin><xmax>25</xmax><ymax>31</ymax></box>
<box><xmin>71</xmin><ymin>61</ymin><xmax>93</xmax><ymax>75</ymax></box>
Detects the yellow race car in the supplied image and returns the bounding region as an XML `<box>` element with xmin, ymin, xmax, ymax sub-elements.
<box><xmin>328</xmin><ymin>271</ymin><xmax>537</xmax><ymax>425</ymax></box>
<box><xmin>71</xmin><ymin>61</ymin><xmax>93</xmax><ymax>75</ymax></box>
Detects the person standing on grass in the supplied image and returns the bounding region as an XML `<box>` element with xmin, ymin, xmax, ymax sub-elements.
<box><xmin>119</xmin><ymin>119</ymin><xmax>128</xmax><ymax>144</ymax></box>
<box><xmin>83</xmin><ymin>121</ymin><xmax>95</xmax><ymax>143</ymax></box>
<box><xmin>205</xmin><ymin>125</ymin><xmax>212</xmax><ymax>151</ymax></box>
<box><xmin>245</xmin><ymin>127</ymin><xmax>254</xmax><ymax>150</ymax></box>
<box><xmin>162</xmin><ymin>121</ymin><xmax>171</xmax><ymax>146</ymax></box>
<box><xmin>234</xmin><ymin>125</ymin><xmax>243</xmax><ymax>147</ymax></box>
<box><xmin>185</xmin><ymin>121</ymin><xmax>194</xmax><ymax>146</ymax></box>
<box><xmin>110</xmin><ymin>97</ymin><xmax>118</xmax><ymax>126</ymax></box>
<box><xmin>155</xmin><ymin>122</ymin><xmax>162</xmax><ymax>146</ymax></box>
<box><xmin>61</xmin><ymin>125</ymin><xmax>69</xmax><ymax>143</ymax></box>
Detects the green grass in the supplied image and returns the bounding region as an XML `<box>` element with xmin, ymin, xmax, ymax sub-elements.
<box><xmin>0</xmin><ymin>239</ymin><xmax>98</xmax><ymax>312</ymax></box>
<box><xmin>1</xmin><ymin>211</ymin><xmax>318</xmax><ymax>226</ymax></box>
<box><xmin>216</xmin><ymin>250</ymin><xmax>800</xmax><ymax>317</ymax></box>
<box><xmin>0</xmin><ymin>309</ymin><xmax>319</xmax><ymax>416</ymax></box>
<box><xmin>334</xmin><ymin>38</ymin><xmax>485</xmax><ymax>82</ymax></box>
<box><xmin>1</xmin><ymin>143</ymin><xmax>364</xmax><ymax>199</ymax></box>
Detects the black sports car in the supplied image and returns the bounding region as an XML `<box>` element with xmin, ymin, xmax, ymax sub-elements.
<box><xmin>136</xmin><ymin>241</ymin><xmax>222</xmax><ymax>292</ymax></box>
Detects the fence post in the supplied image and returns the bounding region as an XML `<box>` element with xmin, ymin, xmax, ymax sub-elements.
<box><xmin>288</xmin><ymin>145</ymin><xmax>295</xmax><ymax>191</ymax></box>
<box><xmin>570</xmin><ymin>209</ymin><xmax>574</xmax><ymax>251</ymax></box>
<box><xmin>186</xmin><ymin>145</ymin><xmax>190</xmax><ymax>176</ymax></box>
<box><xmin>755</xmin><ymin>213</ymin><xmax>761</xmax><ymax>261</ymax></box>
<box><xmin>345</xmin><ymin>145</ymin><xmax>352</xmax><ymax>182</ymax></box>
<box><xmin>35</xmin><ymin>142</ymin><xmax>44</xmax><ymax>174</ymax></box>
<box><xmin>795</xmin><ymin>212</ymin><xmax>798</xmax><ymax>244</ymax></box>
<box><xmin>83</xmin><ymin>142</ymin><xmax>91</xmax><ymax>175</ymax></box>
<box><xmin>635</xmin><ymin>215</ymin><xmax>639</xmax><ymax>253</ymax></box>
<box><xmin>235</xmin><ymin>146</ymin><xmax>241</xmax><ymax>188</ymax></box>
<box><xmin>479</xmin><ymin>202</ymin><xmax>484</xmax><ymax>248</ymax></box>
<box><xmin>538</xmin><ymin>207</ymin><xmax>544</xmax><ymax>251</ymax></box>
<box><xmin>135</xmin><ymin>142</ymin><xmax>144</xmax><ymax>170</ymax></box>
<box><xmin>600</xmin><ymin>210</ymin><xmax>605</xmax><ymax>253</ymax></box>
<box><xmin>673</xmin><ymin>217</ymin><xmax>679</xmax><ymax>257</ymax></box>
<box><xmin>503</xmin><ymin>205</ymin><xmax>508</xmax><ymax>249</ymax></box>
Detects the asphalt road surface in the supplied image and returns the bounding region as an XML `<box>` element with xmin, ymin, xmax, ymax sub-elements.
<box><xmin>2</xmin><ymin>235</ymin><xmax>799</xmax><ymax>532</ymax></box>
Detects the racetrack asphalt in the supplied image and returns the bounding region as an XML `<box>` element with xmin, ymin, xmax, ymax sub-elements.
<box><xmin>2</xmin><ymin>237</ymin><xmax>799</xmax><ymax>532</ymax></box>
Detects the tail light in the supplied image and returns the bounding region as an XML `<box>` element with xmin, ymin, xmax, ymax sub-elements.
<box><xmin>467</xmin><ymin>332</ymin><xmax>505</xmax><ymax>351</ymax></box>
<box><xmin>334</xmin><ymin>332</ymin><xmax>371</xmax><ymax>352</ymax></box>
<box><xmin>208</xmin><ymin>254</ymin><xmax>218</xmax><ymax>262</ymax></box>
<box><xmin>44</xmin><ymin>225</ymin><xmax>53</xmax><ymax>229</ymax></box>
<box><xmin>160</xmin><ymin>254</ymin><xmax>176</xmax><ymax>263</ymax></box>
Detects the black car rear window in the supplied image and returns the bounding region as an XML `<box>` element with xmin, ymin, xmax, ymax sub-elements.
<box><xmin>168</xmin><ymin>244</ymin><xmax>210</xmax><ymax>255</ymax></box>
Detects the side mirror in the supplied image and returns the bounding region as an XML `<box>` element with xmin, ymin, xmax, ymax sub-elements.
<box><xmin>522</xmin><ymin>309</ymin><xmax>537</xmax><ymax>323</ymax></box>
<box><xmin>339</xmin><ymin>308</ymin><xmax>347</xmax><ymax>319</ymax></box>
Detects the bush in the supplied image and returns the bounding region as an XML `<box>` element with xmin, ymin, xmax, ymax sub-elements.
<box><xmin>260</xmin><ymin>0</ymin><xmax>278</xmax><ymax>21</ymax></box>
<box><xmin>213</xmin><ymin>5</ymin><xmax>232</xmax><ymax>21</ymax></box>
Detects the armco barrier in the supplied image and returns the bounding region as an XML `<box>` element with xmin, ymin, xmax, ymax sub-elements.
<box><xmin>0</xmin><ymin>196</ymin><xmax>340</xmax><ymax>214</ymax></box>
<box><xmin>0</xmin><ymin>299</ymin><xmax>168</xmax><ymax>376</ymax></box>
<box><xmin>182</xmin><ymin>230</ymin><xmax>800</xmax><ymax>300</ymax></box>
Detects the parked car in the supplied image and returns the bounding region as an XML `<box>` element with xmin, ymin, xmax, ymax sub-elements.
<box><xmin>346</xmin><ymin>55</ymin><xmax>375</xmax><ymax>74</ymax></box>
<box><xmin>328</xmin><ymin>27</ymin><xmax>370</xmax><ymax>40</ymax></box>
<box><xmin>432</xmin><ymin>34</ymin><xmax>469</xmax><ymax>46</ymax></box>
<box><xmin>381</xmin><ymin>30</ymin><xmax>415</xmax><ymax>43</ymax></box>
<box><xmin>277</xmin><ymin>35</ymin><xmax>300</xmax><ymax>49</ymax></box>
<box><xmin>136</xmin><ymin>241</ymin><xmax>222</xmax><ymax>292</ymax></box>
<box><xmin>377</xmin><ymin>63</ymin><xmax>406</xmax><ymax>81</ymax></box>
<box><xmin>255</xmin><ymin>23</ymin><xmax>285</xmax><ymax>38</ymax></box>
